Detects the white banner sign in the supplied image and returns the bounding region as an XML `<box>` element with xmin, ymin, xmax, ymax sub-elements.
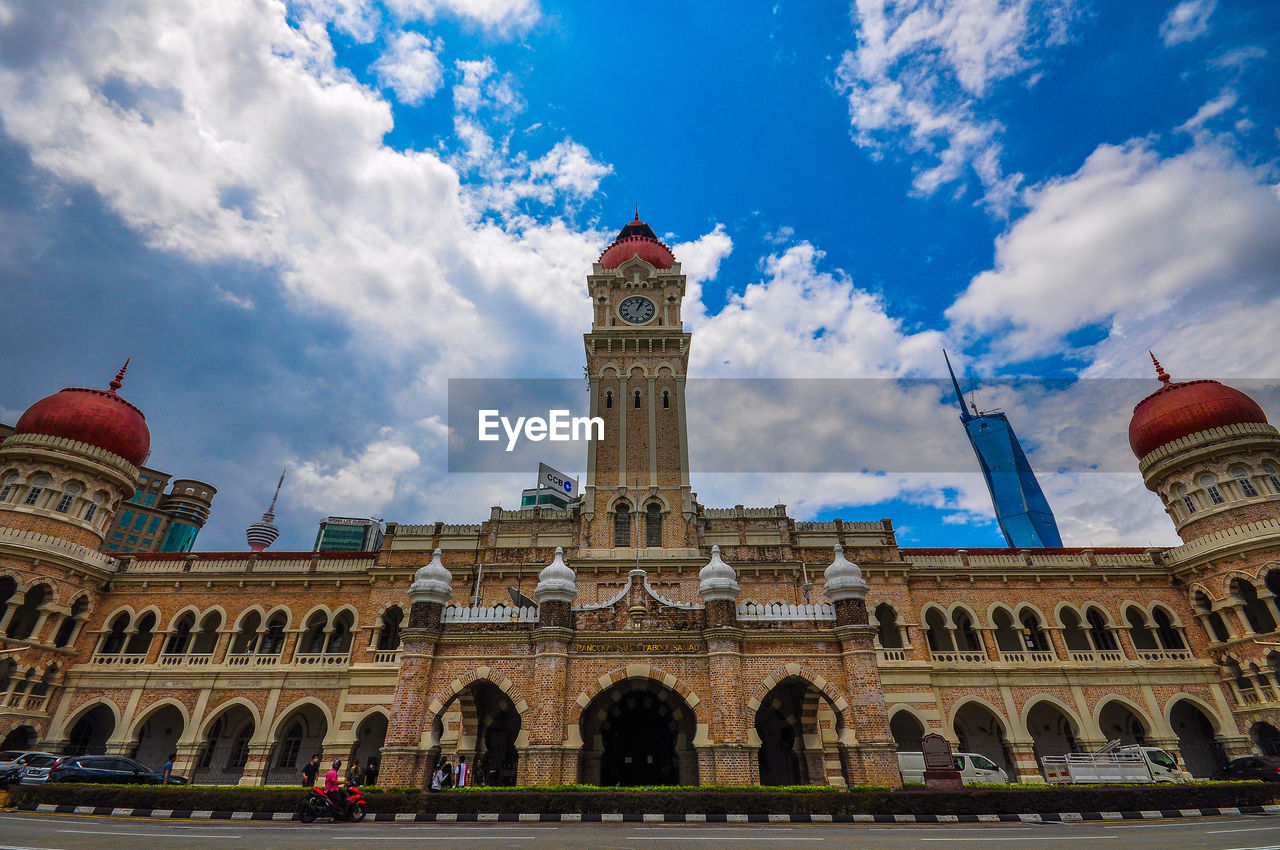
<box><xmin>538</xmin><ymin>462</ymin><xmax>578</xmax><ymax>500</ymax></box>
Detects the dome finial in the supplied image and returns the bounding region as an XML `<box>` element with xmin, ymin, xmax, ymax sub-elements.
<box><xmin>109</xmin><ymin>358</ymin><xmax>130</xmax><ymax>393</ymax></box>
<box><xmin>1149</xmin><ymin>351</ymin><xmax>1171</xmax><ymax>385</ymax></box>
<box><xmin>633</xmin><ymin>204</ymin><xmax>641</xmax><ymax>223</ymax></box>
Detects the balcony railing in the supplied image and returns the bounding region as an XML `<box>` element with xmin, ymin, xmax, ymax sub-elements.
<box><xmin>876</xmin><ymin>648</ymin><xmax>909</xmax><ymax>662</ymax></box>
<box><xmin>294</xmin><ymin>652</ymin><xmax>349</xmax><ymax>667</ymax></box>
<box><xmin>226</xmin><ymin>653</ymin><xmax>281</xmax><ymax>667</ymax></box>
<box><xmin>1137</xmin><ymin>649</ymin><xmax>1194</xmax><ymax>662</ymax></box>
<box><xmin>998</xmin><ymin>650</ymin><xmax>1057</xmax><ymax>664</ymax></box>
<box><xmin>1067</xmin><ymin>650</ymin><xmax>1127</xmax><ymax>663</ymax></box>
<box><xmin>930</xmin><ymin>651</ymin><xmax>987</xmax><ymax>664</ymax></box>
<box><xmin>89</xmin><ymin>653</ymin><xmax>146</xmax><ymax>666</ymax></box>
<box><xmin>158</xmin><ymin>653</ymin><xmax>216</xmax><ymax>667</ymax></box>
<box><xmin>373</xmin><ymin>649</ymin><xmax>402</xmax><ymax>664</ymax></box>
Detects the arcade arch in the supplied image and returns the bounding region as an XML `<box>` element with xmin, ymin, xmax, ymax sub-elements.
<box><xmin>266</xmin><ymin>702</ymin><xmax>328</xmax><ymax>785</ymax></box>
<box><xmin>952</xmin><ymin>701</ymin><xmax>1016</xmax><ymax>780</ymax></box>
<box><xmin>429</xmin><ymin>679</ymin><xmax>522</xmax><ymax>786</ymax></box>
<box><xmin>1097</xmin><ymin>699</ymin><xmax>1149</xmax><ymax>745</ymax></box>
<box><xmin>888</xmin><ymin>709</ymin><xmax>926</xmax><ymax>752</ymax></box>
<box><xmin>64</xmin><ymin>703</ymin><xmax>117</xmax><ymax>755</ymax></box>
<box><xmin>1024</xmin><ymin>700</ymin><xmax>1080</xmax><ymax>778</ymax></box>
<box><xmin>753</xmin><ymin>676</ymin><xmax>850</xmax><ymax>787</ymax></box>
<box><xmin>193</xmin><ymin>702</ymin><xmax>256</xmax><ymax>785</ymax></box>
<box><xmin>131</xmin><ymin>703</ymin><xmax>185</xmax><ymax>771</ymax></box>
<box><xmin>1169</xmin><ymin>698</ymin><xmax>1226</xmax><ymax>778</ymax></box>
<box><xmin>579</xmin><ymin>677</ymin><xmax>697</xmax><ymax>786</ymax></box>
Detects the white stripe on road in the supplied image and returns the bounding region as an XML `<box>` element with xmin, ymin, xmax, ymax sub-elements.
<box><xmin>1207</xmin><ymin>826</ymin><xmax>1280</xmax><ymax>834</ymax></box>
<box><xmin>58</xmin><ymin>829</ymin><xmax>239</xmax><ymax>838</ymax></box>
<box><xmin>629</xmin><ymin>839</ymin><xmax>822</xmax><ymax>843</ymax></box>
<box><xmin>918</xmin><ymin>838</ymin><xmax>1117</xmax><ymax>842</ymax></box>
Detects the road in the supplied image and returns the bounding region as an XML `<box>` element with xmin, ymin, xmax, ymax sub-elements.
<box><xmin>2</xmin><ymin>811</ymin><xmax>1280</xmax><ymax>849</ymax></box>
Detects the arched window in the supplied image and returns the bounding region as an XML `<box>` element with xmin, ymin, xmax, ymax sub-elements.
<box><xmin>23</xmin><ymin>473</ymin><xmax>50</xmax><ymax>506</ymax></box>
<box><xmin>377</xmin><ymin>607</ymin><xmax>403</xmax><ymax>650</ymax></box>
<box><xmin>1175</xmin><ymin>484</ymin><xmax>1196</xmax><ymax>515</ymax></box>
<box><xmin>302</xmin><ymin>612</ymin><xmax>327</xmax><ymax>654</ymax></box>
<box><xmin>1232</xmin><ymin>578</ymin><xmax>1277</xmax><ymax>634</ymax></box>
<box><xmin>54</xmin><ymin>596</ymin><xmax>88</xmax><ymax>648</ymax></box>
<box><xmin>605</xmin><ymin>391</ymin><xmax>612</xmax><ymax>410</ymax></box>
<box><xmin>1231</xmin><ymin>466</ymin><xmax>1258</xmax><ymax>498</ymax></box>
<box><xmin>231</xmin><ymin>611</ymin><xmax>261</xmax><ymax>655</ymax></box>
<box><xmin>1263</xmin><ymin>463</ymin><xmax>1280</xmax><ymax>495</ymax></box>
<box><xmin>662</xmin><ymin>390</ymin><xmax>670</xmax><ymax>409</ymax></box>
<box><xmin>953</xmin><ymin>610</ymin><xmax>983</xmax><ymax>652</ymax></box>
<box><xmin>0</xmin><ymin>473</ymin><xmax>18</xmax><ymax>502</ymax></box>
<box><xmin>84</xmin><ymin>492</ymin><xmax>105</xmax><ymax>522</ymax></box>
<box><xmin>100</xmin><ymin>612</ymin><xmax>130</xmax><ymax>654</ymax></box>
<box><xmin>164</xmin><ymin>613</ymin><xmax>196</xmax><ymax>655</ymax></box>
<box><xmin>875</xmin><ymin>604</ymin><xmax>903</xmax><ymax>648</ymax></box>
<box><xmin>1060</xmin><ymin>608</ymin><xmax>1090</xmax><ymax>652</ymax></box>
<box><xmin>924</xmin><ymin>609</ymin><xmax>952</xmax><ymax>652</ymax></box>
<box><xmin>1195</xmin><ymin>592</ymin><xmax>1231</xmax><ymax>643</ymax></box>
<box><xmin>124</xmin><ymin>611</ymin><xmax>157</xmax><ymax>655</ymax></box>
<box><xmin>1019</xmin><ymin>610</ymin><xmax>1051</xmax><ymax>652</ymax></box>
<box><xmin>634</xmin><ymin>390</ymin><xmax>641</xmax><ymax>409</ymax></box>
<box><xmin>1199</xmin><ymin>473</ymin><xmax>1224</xmax><ymax>505</ymax></box>
<box><xmin>56</xmin><ymin>481</ymin><xmax>82</xmax><ymax>513</ymax></box>
<box><xmin>614</xmin><ymin>503</ymin><xmax>631</xmax><ymax>547</ymax></box>
<box><xmin>277</xmin><ymin>721</ymin><xmax>303</xmax><ymax>769</ymax></box>
<box><xmin>261</xmin><ymin>613</ymin><xmax>287</xmax><ymax>655</ymax></box>
<box><xmin>1152</xmin><ymin>607</ymin><xmax>1185</xmax><ymax>649</ymax></box>
<box><xmin>645</xmin><ymin>503</ymin><xmax>662</xmax><ymax>547</ymax></box>
<box><xmin>191</xmin><ymin>611</ymin><xmax>221</xmax><ymax>654</ymax></box>
<box><xmin>1125</xmin><ymin>607</ymin><xmax>1157</xmax><ymax>650</ymax></box>
<box><xmin>6</xmin><ymin>584</ymin><xmax>49</xmax><ymax>640</ymax></box>
<box><xmin>326</xmin><ymin>611</ymin><xmax>354</xmax><ymax>654</ymax></box>
<box><xmin>1085</xmin><ymin>608</ymin><xmax>1118</xmax><ymax>651</ymax></box>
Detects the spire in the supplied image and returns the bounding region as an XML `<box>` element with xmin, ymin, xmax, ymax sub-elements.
<box><xmin>943</xmin><ymin>350</ymin><xmax>972</xmax><ymax>422</ymax></box>
<box><xmin>108</xmin><ymin>358</ymin><xmax>130</xmax><ymax>394</ymax></box>
<box><xmin>633</xmin><ymin>205</ymin><xmax>641</xmax><ymax>223</ymax></box>
<box><xmin>1149</xmin><ymin>350</ymin><xmax>1172</xmax><ymax>386</ymax></box>
<box><xmin>267</xmin><ymin>468</ymin><xmax>286</xmax><ymax>515</ymax></box>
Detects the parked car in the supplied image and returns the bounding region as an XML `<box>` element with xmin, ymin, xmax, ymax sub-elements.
<box><xmin>18</xmin><ymin>755</ymin><xmax>61</xmax><ymax>785</ymax></box>
<box><xmin>0</xmin><ymin>751</ymin><xmax>54</xmax><ymax>787</ymax></box>
<box><xmin>1212</xmin><ymin>755</ymin><xmax>1280</xmax><ymax>782</ymax></box>
<box><xmin>26</xmin><ymin>755</ymin><xmax>185</xmax><ymax>785</ymax></box>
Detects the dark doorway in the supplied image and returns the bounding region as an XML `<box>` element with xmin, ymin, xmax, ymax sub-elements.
<box><xmin>1</xmin><ymin>725</ymin><xmax>36</xmax><ymax>750</ymax></box>
<box><xmin>579</xmin><ymin>678</ymin><xmax>697</xmax><ymax>786</ymax></box>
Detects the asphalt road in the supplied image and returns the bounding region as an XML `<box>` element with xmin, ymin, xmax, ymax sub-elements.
<box><xmin>3</xmin><ymin>811</ymin><xmax>1280</xmax><ymax>849</ymax></box>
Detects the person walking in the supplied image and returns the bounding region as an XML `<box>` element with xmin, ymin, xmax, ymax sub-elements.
<box><xmin>363</xmin><ymin>757</ymin><xmax>379</xmax><ymax>787</ymax></box>
<box><xmin>324</xmin><ymin>759</ymin><xmax>347</xmax><ymax>818</ymax></box>
<box><xmin>161</xmin><ymin>752</ymin><xmax>176</xmax><ymax>784</ymax></box>
<box><xmin>301</xmin><ymin>753</ymin><xmax>321</xmax><ymax>787</ymax></box>
<box><xmin>347</xmin><ymin>757</ymin><xmax>362</xmax><ymax>786</ymax></box>
<box><xmin>430</xmin><ymin>760</ymin><xmax>447</xmax><ymax>792</ymax></box>
<box><xmin>454</xmin><ymin>755</ymin><xmax>470</xmax><ymax>788</ymax></box>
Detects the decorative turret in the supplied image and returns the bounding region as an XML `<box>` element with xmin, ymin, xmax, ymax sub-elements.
<box><xmin>698</xmin><ymin>545</ymin><xmax>740</xmax><ymax>626</ymax></box>
<box><xmin>245</xmin><ymin>469</ymin><xmax>285</xmax><ymax>552</ymax></box>
<box><xmin>1129</xmin><ymin>353</ymin><xmax>1280</xmax><ymax>543</ymax></box>
<box><xmin>407</xmin><ymin>547</ymin><xmax>453</xmax><ymax>629</ymax></box>
<box><xmin>534</xmin><ymin>546</ymin><xmax>577</xmax><ymax>628</ymax></box>
<box><xmin>824</xmin><ymin>544</ymin><xmax>869</xmax><ymax>625</ymax></box>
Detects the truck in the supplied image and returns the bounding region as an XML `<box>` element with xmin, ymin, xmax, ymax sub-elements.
<box><xmin>1040</xmin><ymin>740</ymin><xmax>1187</xmax><ymax>784</ymax></box>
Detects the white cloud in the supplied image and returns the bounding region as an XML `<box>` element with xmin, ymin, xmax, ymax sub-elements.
<box><xmin>1159</xmin><ymin>0</ymin><xmax>1216</xmax><ymax>46</ymax></box>
<box><xmin>671</xmin><ymin>224</ymin><xmax>733</xmax><ymax>325</ymax></box>
<box><xmin>946</xmin><ymin>140</ymin><xmax>1280</xmax><ymax>366</ymax></box>
<box><xmin>388</xmin><ymin>0</ymin><xmax>540</xmax><ymax>37</ymax></box>
<box><xmin>371</xmin><ymin>30</ymin><xmax>445</xmax><ymax>105</ymax></box>
<box><xmin>1176</xmin><ymin>88</ymin><xmax>1237</xmax><ymax>134</ymax></box>
<box><xmin>291</xmin><ymin>436</ymin><xmax>422</xmax><ymax>515</ymax></box>
<box><xmin>835</xmin><ymin>0</ymin><xmax>1081</xmax><ymax>212</ymax></box>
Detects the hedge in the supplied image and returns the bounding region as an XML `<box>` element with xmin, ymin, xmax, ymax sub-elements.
<box><xmin>9</xmin><ymin>782</ymin><xmax>1280</xmax><ymax>815</ymax></box>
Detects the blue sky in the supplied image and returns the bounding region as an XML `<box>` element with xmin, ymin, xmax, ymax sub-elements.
<box><xmin>1</xmin><ymin>0</ymin><xmax>1278</xmax><ymax>552</ymax></box>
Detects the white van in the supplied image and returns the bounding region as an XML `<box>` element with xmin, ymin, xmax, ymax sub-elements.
<box><xmin>897</xmin><ymin>751</ymin><xmax>1010</xmax><ymax>785</ymax></box>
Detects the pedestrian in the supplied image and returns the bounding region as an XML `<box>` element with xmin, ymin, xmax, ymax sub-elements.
<box><xmin>363</xmin><ymin>757</ymin><xmax>379</xmax><ymax>787</ymax></box>
<box><xmin>347</xmin><ymin>756</ymin><xmax>362</xmax><ymax>786</ymax></box>
<box><xmin>324</xmin><ymin>759</ymin><xmax>347</xmax><ymax>817</ymax></box>
<box><xmin>430</xmin><ymin>760</ymin><xmax>447</xmax><ymax>792</ymax></box>
<box><xmin>301</xmin><ymin>753</ymin><xmax>321</xmax><ymax>787</ymax></box>
<box><xmin>161</xmin><ymin>752</ymin><xmax>176</xmax><ymax>784</ymax></box>
<box><xmin>440</xmin><ymin>757</ymin><xmax>453</xmax><ymax>789</ymax></box>
<box><xmin>454</xmin><ymin>755</ymin><xmax>470</xmax><ymax>788</ymax></box>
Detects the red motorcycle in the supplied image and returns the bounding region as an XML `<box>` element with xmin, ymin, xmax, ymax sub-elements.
<box><xmin>298</xmin><ymin>784</ymin><xmax>368</xmax><ymax>823</ymax></box>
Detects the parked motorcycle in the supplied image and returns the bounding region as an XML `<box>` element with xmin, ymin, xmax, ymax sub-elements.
<box><xmin>297</xmin><ymin>784</ymin><xmax>368</xmax><ymax>823</ymax></box>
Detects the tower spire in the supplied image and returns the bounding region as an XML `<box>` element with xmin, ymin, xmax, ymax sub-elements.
<box><xmin>246</xmin><ymin>469</ymin><xmax>286</xmax><ymax>552</ymax></box>
<box><xmin>943</xmin><ymin>349</ymin><xmax>972</xmax><ymax>422</ymax></box>
<box><xmin>109</xmin><ymin>358</ymin><xmax>130</xmax><ymax>393</ymax></box>
<box><xmin>267</xmin><ymin>468</ymin><xmax>286</xmax><ymax>514</ymax></box>
<box><xmin>1149</xmin><ymin>350</ymin><xmax>1171</xmax><ymax>385</ymax></box>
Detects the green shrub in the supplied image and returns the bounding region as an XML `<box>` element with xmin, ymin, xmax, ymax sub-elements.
<box><xmin>9</xmin><ymin>782</ymin><xmax>1278</xmax><ymax>816</ymax></box>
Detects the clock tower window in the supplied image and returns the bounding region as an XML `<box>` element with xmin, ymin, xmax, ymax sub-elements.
<box><xmin>662</xmin><ymin>391</ymin><xmax>669</xmax><ymax>409</ymax></box>
<box><xmin>606</xmin><ymin>391</ymin><xmax>612</xmax><ymax>410</ymax></box>
<box><xmin>614</xmin><ymin>503</ymin><xmax>631</xmax><ymax>547</ymax></box>
<box><xmin>634</xmin><ymin>391</ymin><xmax>641</xmax><ymax>409</ymax></box>
<box><xmin>645</xmin><ymin>503</ymin><xmax>662</xmax><ymax>547</ymax></box>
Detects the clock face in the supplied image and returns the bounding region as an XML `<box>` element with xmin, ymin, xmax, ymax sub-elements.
<box><xmin>618</xmin><ymin>295</ymin><xmax>656</xmax><ymax>324</ymax></box>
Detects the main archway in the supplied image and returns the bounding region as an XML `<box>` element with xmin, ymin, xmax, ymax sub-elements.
<box><xmin>754</xmin><ymin>676</ymin><xmax>851</xmax><ymax>787</ymax></box>
<box><xmin>1170</xmin><ymin>699</ymin><xmax>1226</xmax><ymax>778</ymax></box>
<box><xmin>579</xmin><ymin>678</ymin><xmax>698</xmax><ymax>786</ymax></box>
<box><xmin>428</xmin><ymin>680</ymin><xmax>522</xmax><ymax>786</ymax></box>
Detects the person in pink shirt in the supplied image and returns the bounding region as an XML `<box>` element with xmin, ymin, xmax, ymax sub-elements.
<box><xmin>324</xmin><ymin>759</ymin><xmax>347</xmax><ymax>817</ymax></box>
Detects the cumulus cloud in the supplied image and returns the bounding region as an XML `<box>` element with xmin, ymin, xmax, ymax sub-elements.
<box><xmin>1159</xmin><ymin>0</ymin><xmax>1216</xmax><ymax>46</ymax></box>
<box><xmin>371</xmin><ymin>30</ymin><xmax>446</xmax><ymax>105</ymax></box>
<box><xmin>672</xmin><ymin>224</ymin><xmax>733</xmax><ymax>325</ymax></box>
<box><xmin>834</xmin><ymin>0</ymin><xmax>1081</xmax><ymax>212</ymax></box>
<box><xmin>388</xmin><ymin>0</ymin><xmax>541</xmax><ymax>37</ymax></box>
<box><xmin>946</xmin><ymin>140</ymin><xmax>1280</xmax><ymax>366</ymax></box>
<box><xmin>1176</xmin><ymin>87</ymin><xmax>1237</xmax><ymax>134</ymax></box>
<box><xmin>292</xmin><ymin>436</ymin><xmax>422</xmax><ymax>515</ymax></box>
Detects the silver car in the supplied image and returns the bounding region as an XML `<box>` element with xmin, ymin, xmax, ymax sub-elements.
<box><xmin>19</xmin><ymin>754</ymin><xmax>61</xmax><ymax>785</ymax></box>
<box><xmin>0</xmin><ymin>751</ymin><xmax>54</xmax><ymax>771</ymax></box>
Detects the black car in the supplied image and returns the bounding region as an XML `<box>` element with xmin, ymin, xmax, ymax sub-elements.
<box><xmin>1212</xmin><ymin>755</ymin><xmax>1280</xmax><ymax>782</ymax></box>
<box><xmin>47</xmin><ymin>755</ymin><xmax>185</xmax><ymax>785</ymax></box>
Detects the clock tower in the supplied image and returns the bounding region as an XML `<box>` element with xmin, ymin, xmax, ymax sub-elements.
<box><xmin>581</xmin><ymin>213</ymin><xmax>696</xmax><ymax>555</ymax></box>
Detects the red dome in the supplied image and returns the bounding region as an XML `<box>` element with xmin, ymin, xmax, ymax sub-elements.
<box><xmin>598</xmin><ymin>212</ymin><xmax>675</xmax><ymax>270</ymax></box>
<box><xmin>13</xmin><ymin>363</ymin><xmax>150</xmax><ymax>467</ymax></box>
<box><xmin>1129</xmin><ymin>355</ymin><xmax>1268</xmax><ymax>459</ymax></box>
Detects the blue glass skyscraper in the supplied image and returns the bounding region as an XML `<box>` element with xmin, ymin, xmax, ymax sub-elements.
<box><xmin>945</xmin><ymin>352</ymin><xmax>1063</xmax><ymax>548</ymax></box>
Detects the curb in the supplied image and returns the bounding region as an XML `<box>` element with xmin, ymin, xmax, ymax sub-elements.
<box><xmin>18</xmin><ymin>802</ymin><xmax>1280</xmax><ymax>823</ymax></box>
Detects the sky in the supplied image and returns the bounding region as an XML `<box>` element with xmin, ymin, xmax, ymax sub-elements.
<box><xmin>0</xmin><ymin>0</ymin><xmax>1278</xmax><ymax>552</ymax></box>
